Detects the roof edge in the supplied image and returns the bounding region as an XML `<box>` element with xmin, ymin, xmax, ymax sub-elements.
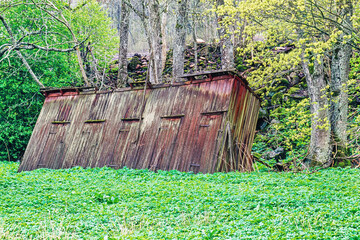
<box><xmin>40</xmin><ymin>70</ymin><xmax>260</xmax><ymax>101</ymax></box>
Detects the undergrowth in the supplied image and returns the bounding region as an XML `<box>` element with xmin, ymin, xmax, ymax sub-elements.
<box><xmin>0</xmin><ymin>162</ymin><xmax>360</xmax><ymax>239</ymax></box>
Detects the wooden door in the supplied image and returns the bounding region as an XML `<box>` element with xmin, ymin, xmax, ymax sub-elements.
<box><xmin>190</xmin><ymin>113</ymin><xmax>223</xmax><ymax>173</ymax></box>
<box><xmin>73</xmin><ymin>122</ymin><xmax>105</xmax><ymax>168</ymax></box>
<box><xmin>148</xmin><ymin>117</ymin><xmax>182</xmax><ymax>171</ymax></box>
<box><xmin>108</xmin><ymin>120</ymin><xmax>139</xmax><ymax>168</ymax></box>
<box><xmin>37</xmin><ymin>123</ymin><xmax>68</xmax><ymax>169</ymax></box>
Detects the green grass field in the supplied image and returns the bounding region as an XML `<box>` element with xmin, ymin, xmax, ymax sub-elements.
<box><xmin>0</xmin><ymin>162</ymin><xmax>359</xmax><ymax>239</ymax></box>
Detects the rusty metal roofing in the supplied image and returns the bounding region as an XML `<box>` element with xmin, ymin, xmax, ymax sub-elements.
<box><xmin>18</xmin><ymin>71</ymin><xmax>261</xmax><ymax>173</ymax></box>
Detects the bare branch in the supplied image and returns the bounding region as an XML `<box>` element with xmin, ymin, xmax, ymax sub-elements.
<box><xmin>14</xmin><ymin>43</ymin><xmax>79</xmax><ymax>52</ymax></box>
<box><xmin>123</xmin><ymin>0</ymin><xmax>147</xmax><ymax>19</ymax></box>
<box><xmin>0</xmin><ymin>14</ymin><xmax>44</xmax><ymax>87</ymax></box>
<box><xmin>31</xmin><ymin>0</ymin><xmax>90</xmax><ymax>85</ymax></box>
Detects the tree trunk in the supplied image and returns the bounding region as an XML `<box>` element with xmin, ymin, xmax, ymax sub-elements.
<box><xmin>302</xmin><ymin>55</ymin><xmax>332</xmax><ymax>167</ymax></box>
<box><xmin>330</xmin><ymin>2</ymin><xmax>353</xmax><ymax>165</ymax></box>
<box><xmin>117</xmin><ymin>0</ymin><xmax>130</xmax><ymax>87</ymax></box>
<box><xmin>161</xmin><ymin>3</ymin><xmax>168</xmax><ymax>73</ymax></box>
<box><xmin>219</xmin><ymin>29</ymin><xmax>234</xmax><ymax>69</ymax></box>
<box><xmin>330</xmin><ymin>42</ymin><xmax>352</xmax><ymax>164</ymax></box>
<box><xmin>148</xmin><ymin>1</ymin><xmax>162</xmax><ymax>84</ymax></box>
<box><xmin>172</xmin><ymin>0</ymin><xmax>188</xmax><ymax>82</ymax></box>
<box><xmin>192</xmin><ymin>25</ymin><xmax>198</xmax><ymax>72</ymax></box>
<box><xmin>216</xmin><ymin>0</ymin><xmax>234</xmax><ymax>69</ymax></box>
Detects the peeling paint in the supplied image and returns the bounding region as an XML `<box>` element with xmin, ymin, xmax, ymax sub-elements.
<box><xmin>19</xmin><ymin>71</ymin><xmax>260</xmax><ymax>173</ymax></box>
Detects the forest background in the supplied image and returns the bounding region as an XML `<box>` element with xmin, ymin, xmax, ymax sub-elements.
<box><xmin>1</xmin><ymin>0</ymin><xmax>360</xmax><ymax>171</ymax></box>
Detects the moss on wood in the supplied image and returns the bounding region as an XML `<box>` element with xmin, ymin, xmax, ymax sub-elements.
<box><xmin>84</xmin><ymin>119</ymin><xmax>106</xmax><ymax>123</ymax></box>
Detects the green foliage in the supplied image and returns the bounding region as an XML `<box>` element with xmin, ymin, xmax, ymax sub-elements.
<box><xmin>67</xmin><ymin>0</ymin><xmax>118</xmax><ymax>69</ymax></box>
<box><xmin>253</xmin><ymin>98</ymin><xmax>311</xmax><ymax>166</ymax></box>
<box><xmin>0</xmin><ymin>0</ymin><xmax>117</xmax><ymax>161</ymax></box>
<box><xmin>217</xmin><ymin>0</ymin><xmax>360</xmax><ymax>166</ymax></box>
<box><xmin>1</xmin><ymin>162</ymin><xmax>360</xmax><ymax>238</ymax></box>
<box><xmin>0</xmin><ymin>56</ymin><xmax>57</xmax><ymax>161</ymax></box>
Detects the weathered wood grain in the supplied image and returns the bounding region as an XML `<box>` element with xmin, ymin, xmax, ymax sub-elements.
<box><xmin>18</xmin><ymin>71</ymin><xmax>260</xmax><ymax>173</ymax></box>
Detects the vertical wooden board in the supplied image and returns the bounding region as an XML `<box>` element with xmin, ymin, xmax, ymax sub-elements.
<box><xmin>36</xmin><ymin>124</ymin><xmax>60</xmax><ymax>168</ymax></box>
<box><xmin>165</xmin><ymin>86</ymin><xmax>192</xmax><ymax>171</ymax></box>
<box><xmin>72</xmin><ymin>125</ymin><xmax>91</xmax><ymax>167</ymax></box>
<box><xmin>246</xmin><ymin>98</ymin><xmax>261</xmax><ymax>160</ymax></box>
<box><xmin>240</xmin><ymin>94</ymin><xmax>256</xmax><ymax>170</ymax></box>
<box><xmin>109</xmin><ymin>129</ymin><xmax>130</xmax><ymax>168</ymax></box>
<box><xmin>130</xmin><ymin>90</ymin><xmax>160</xmax><ymax>169</ymax></box>
<box><xmin>84</xmin><ymin>123</ymin><xmax>107</xmax><ymax>168</ymax></box>
<box><xmin>46</xmin><ymin>96</ymin><xmax>82</xmax><ymax>169</ymax></box>
<box><xmin>61</xmin><ymin>94</ymin><xmax>95</xmax><ymax>168</ymax></box>
<box><xmin>222</xmin><ymin>77</ymin><xmax>235</xmax><ymax>110</ymax></box>
<box><xmin>97</xmin><ymin>91</ymin><xmax>143</xmax><ymax>167</ymax></box>
<box><xmin>73</xmin><ymin>93</ymin><xmax>111</xmax><ymax>168</ymax></box>
<box><xmin>167</xmin><ymin>87</ymin><xmax>183</xmax><ymax>116</ymax></box>
<box><xmin>122</xmin><ymin>90</ymin><xmax>148</xmax><ymax>119</ymax></box>
<box><xmin>132</xmin><ymin>87</ymin><xmax>176</xmax><ymax>169</ymax></box>
<box><xmin>241</xmin><ymin>94</ymin><xmax>255</xmax><ymax>144</ymax></box>
<box><xmin>174</xmin><ymin>84</ymin><xmax>205</xmax><ymax>172</ymax></box>
<box><xmin>234</xmin><ymin>90</ymin><xmax>249</xmax><ymax>140</ymax></box>
<box><xmin>190</xmin><ymin>114</ymin><xmax>224</xmax><ymax>173</ymax></box>
<box><xmin>243</xmin><ymin>98</ymin><xmax>258</xmax><ymax>171</ymax></box>
<box><xmin>211</xmin><ymin>78</ymin><xmax>233</xmax><ymax>112</ymax></box>
<box><xmin>122</xmin><ymin>120</ymin><xmax>142</xmax><ymax>168</ymax></box>
<box><xmin>86</xmin><ymin>94</ymin><xmax>112</xmax><ymax>167</ymax></box>
<box><xmin>55</xmin><ymin>98</ymin><xmax>74</xmax><ymax>121</ymax></box>
<box><xmin>198</xmin><ymin>80</ymin><xmax>232</xmax><ymax>113</ymax></box>
<box><xmin>109</xmin><ymin>120</ymin><xmax>139</xmax><ymax>168</ymax></box>
<box><xmin>148</xmin><ymin>117</ymin><xmax>182</xmax><ymax>171</ymax></box>
<box><xmin>71</xmin><ymin>122</ymin><xmax>106</xmax><ymax>168</ymax></box>
<box><xmin>175</xmin><ymin>81</ymin><xmax>231</xmax><ymax>172</ymax></box>
<box><xmin>19</xmin><ymin>97</ymin><xmax>68</xmax><ymax>171</ymax></box>
<box><xmin>227</xmin><ymin>79</ymin><xmax>239</xmax><ymax>120</ymax></box>
<box><xmin>232</xmin><ymin>83</ymin><xmax>246</xmax><ymax>127</ymax></box>
<box><xmin>246</xmin><ymin>96</ymin><xmax>259</xmax><ymax>170</ymax></box>
<box><xmin>189</xmin><ymin>118</ymin><xmax>208</xmax><ymax>173</ymax></box>
<box><xmin>19</xmin><ymin>73</ymin><xmax>260</xmax><ymax>173</ymax></box>
<box><xmin>237</xmin><ymin>92</ymin><xmax>255</xmax><ymax>170</ymax></box>
<box><xmin>48</xmin><ymin>124</ymin><xmax>71</xmax><ymax>169</ymax></box>
<box><xmin>198</xmin><ymin>81</ymin><xmax>215</xmax><ymax>113</ymax></box>
<box><xmin>236</xmin><ymin>92</ymin><xmax>251</xmax><ymax>166</ymax></box>
<box><xmin>227</xmin><ymin>80</ymin><xmax>246</xmax><ymax>145</ymax></box>
<box><xmin>115</xmin><ymin>91</ymin><xmax>146</xmax><ymax>168</ymax></box>
<box><xmin>233</xmin><ymin>90</ymin><xmax>249</xmax><ymax>170</ymax></box>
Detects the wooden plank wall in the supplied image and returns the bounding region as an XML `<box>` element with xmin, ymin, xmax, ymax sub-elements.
<box><xmin>216</xmin><ymin>76</ymin><xmax>261</xmax><ymax>172</ymax></box>
<box><xmin>19</xmin><ymin>75</ymin><xmax>244</xmax><ymax>173</ymax></box>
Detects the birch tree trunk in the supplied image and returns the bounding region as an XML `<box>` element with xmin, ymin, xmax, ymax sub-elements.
<box><xmin>330</xmin><ymin>43</ymin><xmax>352</xmax><ymax>162</ymax></box>
<box><xmin>172</xmin><ymin>0</ymin><xmax>188</xmax><ymax>82</ymax></box>
<box><xmin>216</xmin><ymin>0</ymin><xmax>234</xmax><ymax>70</ymax></box>
<box><xmin>117</xmin><ymin>0</ymin><xmax>130</xmax><ymax>87</ymax></box>
<box><xmin>161</xmin><ymin>3</ymin><xmax>168</xmax><ymax>72</ymax></box>
<box><xmin>148</xmin><ymin>0</ymin><xmax>162</xmax><ymax>84</ymax></box>
<box><xmin>302</xmin><ymin>55</ymin><xmax>332</xmax><ymax>167</ymax></box>
<box><xmin>219</xmin><ymin>28</ymin><xmax>234</xmax><ymax>69</ymax></box>
<box><xmin>330</xmin><ymin>2</ymin><xmax>353</xmax><ymax>164</ymax></box>
<box><xmin>192</xmin><ymin>24</ymin><xmax>198</xmax><ymax>72</ymax></box>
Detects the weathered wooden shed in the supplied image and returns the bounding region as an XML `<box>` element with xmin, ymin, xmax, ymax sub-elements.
<box><xmin>18</xmin><ymin>70</ymin><xmax>261</xmax><ymax>173</ymax></box>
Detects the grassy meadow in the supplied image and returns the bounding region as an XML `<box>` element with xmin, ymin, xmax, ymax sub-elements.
<box><xmin>0</xmin><ymin>162</ymin><xmax>359</xmax><ymax>239</ymax></box>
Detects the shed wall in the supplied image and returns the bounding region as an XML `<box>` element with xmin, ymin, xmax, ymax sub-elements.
<box><xmin>19</xmin><ymin>75</ymin><xmax>250</xmax><ymax>173</ymax></box>
<box><xmin>214</xmin><ymin>77</ymin><xmax>261</xmax><ymax>172</ymax></box>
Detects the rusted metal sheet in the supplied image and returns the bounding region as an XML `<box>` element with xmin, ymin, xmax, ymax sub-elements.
<box><xmin>18</xmin><ymin>71</ymin><xmax>261</xmax><ymax>173</ymax></box>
